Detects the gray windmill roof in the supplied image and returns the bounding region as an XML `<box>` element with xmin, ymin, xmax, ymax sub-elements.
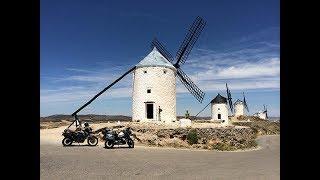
<box><xmin>136</xmin><ymin>47</ymin><xmax>176</xmax><ymax>70</ymax></box>
<box><xmin>211</xmin><ymin>93</ymin><xmax>227</xmax><ymax>104</ymax></box>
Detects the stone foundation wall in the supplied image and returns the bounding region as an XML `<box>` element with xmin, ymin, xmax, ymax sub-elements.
<box><xmin>133</xmin><ymin>127</ymin><xmax>258</xmax><ymax>151</ymax></box>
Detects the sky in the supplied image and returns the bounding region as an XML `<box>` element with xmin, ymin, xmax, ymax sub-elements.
<box><xmin>40</xmin><ymin>0</ymin><xmax>280</xmax><ymax>117</ymax></box>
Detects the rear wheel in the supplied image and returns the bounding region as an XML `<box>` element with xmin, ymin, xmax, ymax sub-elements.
<box><xmin>128</xmin><ymin>139</ymin><xmax>134</xmax><ymax>148</ymax></box>
<box><xmin>87</xmin><ymin>136</ymin><xmax>98</xmax><ymax>146</ymax></box>
<box><xmin>105</xmin><ymin>140</ymin><xmax>114</xmax><ymax>149</ymax></box>
<box><xmin>62</xmin><ymin>137</ymin><xmax>73</xmax><ymax>146</ymax></box>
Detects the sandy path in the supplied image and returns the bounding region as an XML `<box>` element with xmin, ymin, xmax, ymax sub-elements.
<box><xmin>40</xmin><ymin>126</ymin><xmax>279</xmax><ymax>179</ymax></box>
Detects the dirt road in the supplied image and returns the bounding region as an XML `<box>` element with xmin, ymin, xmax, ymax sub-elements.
<box><xmin>40</xmin><ymin>135</ymin><xmax>279</xmax><ymax>179</ymax></box>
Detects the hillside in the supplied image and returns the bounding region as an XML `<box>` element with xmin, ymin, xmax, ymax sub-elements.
<box><xmin>40</xmin><ymin>114</ymin><xmax>213</xmax><ymax>122</ymax></box>
<box><xmin>40</xmin><ymin>114</ymin><xmax>132</xmax><ymax>122</ymax></box>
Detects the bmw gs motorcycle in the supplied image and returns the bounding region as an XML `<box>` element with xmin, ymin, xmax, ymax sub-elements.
<box><xmin>103</xmin><ymin>127</ymin><xmax>134</xmax><ymax>149</ymax></box>
<box><xmin>62</xmin><ymin>122</ymin><xmax>98</xmax><ymax>146</ymax></box>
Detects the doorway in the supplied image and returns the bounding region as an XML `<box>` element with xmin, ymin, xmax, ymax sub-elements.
<box><xmin>218</xmin><ymin>114</ymin><xmax>221</xmax><ymax>119</ymax></box>
<box><xmin>146</xmin><ymin>103</ymin><xmax>154</xmax><ymax>119</ymax></box>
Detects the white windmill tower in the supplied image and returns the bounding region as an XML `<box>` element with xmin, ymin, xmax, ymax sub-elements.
<box><xmin>210</xmin><ymin>94</ymin><xmax>229</xmax><ymax>125</ymax></box>
<box><xmin>194</xmin><ymin>83</ymin><xmax>233</xmax><ymax>125</ymax></box>
<box><xmin>132</xmin><ymin>47</ymin><xmax>177</xmax><ymax>123</ymax></box>
<box><xmin>234</xmin><ymin>92</ymin><xmax>249</xmax><ymax>117</ymax></box>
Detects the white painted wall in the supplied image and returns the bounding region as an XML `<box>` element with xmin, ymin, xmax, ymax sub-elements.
<box><xmin>234</xmin><ymin>103</ymin><xmax>245</xmax><ymax>117</ymax></box>
<box><xmin>132</xmin><ymin>66</ymin><xmax>176</xmax><ymax>123</ymax></box>
<box><xmin>211</xmin><ymin>103</ymin><xmax>229</xmax><ymax>125</ymax></box>
<box><xmin>256</xmin><ymin>111</ymin><xmax>267</xmax><ymax>119</ymax></box>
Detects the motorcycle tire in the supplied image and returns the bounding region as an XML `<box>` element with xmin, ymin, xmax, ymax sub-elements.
<box><xmin>62</xmin><ymin>137</ymin><xmax>73</xmax><ymax>146</ymax></box>
<box><xmin>128</xmin><ymin>139</ymin><xmax>134</xmax><ymax>148</ymax></box>
<box><xmin>87</xmin><ymin>136</ymin><xmax>98</xmax><ymax>146</ymax></box>
<box><xmin>105</xmin><ymin>140</ymin><xmax>114</xmax><ymax>149</ymax></box>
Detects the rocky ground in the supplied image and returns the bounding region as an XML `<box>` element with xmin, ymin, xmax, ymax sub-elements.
<box><xmin>232</xmin><ymin>116</ymin><xmax>280</xmax><ymax>135</ymax></box>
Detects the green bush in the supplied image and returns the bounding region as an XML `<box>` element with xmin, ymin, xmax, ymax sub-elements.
<box><xmin>186</xmin><ymin>129</ymin><xmax>198</xmax><ymax>145</ymax></box>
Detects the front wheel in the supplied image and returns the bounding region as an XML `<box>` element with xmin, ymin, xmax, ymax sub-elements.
<box><xmin>105</xmin><ymin>140</ymin><xmax>114</xmax><ymax>149</ymax></box>
<box><xmin>87</xmin><ymin>136</ymin><xmax>98</xmax><ymax>146</ymax></box>
<box><xmin>62</xmin><ymin>137</ymin><xmax>73</xmax><ymax>146</ymax></box>
<box><xmin>127</xmin><ymin>139</ymin><xmax>134</xmax><ymax>148</ymax></box>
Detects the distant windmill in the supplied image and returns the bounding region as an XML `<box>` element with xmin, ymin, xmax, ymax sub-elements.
<box><xmin>253</xmin><ymin>104</ymin><xmax>268</xmax><ymax>120</ymax></box>
<box><xmin>194</xmin><ymin>83</ymin><xmax>234</xmax><ymax>119</ymax></box>
<box><xmin>234</xmin><ymin>92</ymin><xmax>249</xmax><ymax>117</ymax></box>
<box><xmin>68</xmin><ymin>16</ymin><xmax>207</xmax><ymax>126</ymax></box>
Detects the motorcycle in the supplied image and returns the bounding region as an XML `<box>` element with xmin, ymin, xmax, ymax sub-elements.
<box><xmin>103</xmin><ymin>127</ymin><xmax>134</xmax><ymax>149</ymax></box>
<box><xmin>62</xmin><ymin>124</ymin><xmax>98</xmax><ymax>146</ymax></box>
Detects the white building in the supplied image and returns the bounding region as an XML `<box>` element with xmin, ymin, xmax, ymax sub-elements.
<box><xmin>132</xmin><ymin>47</ymin><xmax>177</xmax><ymax>123</ymax></box>
<box><xmin>234</xmin><ymin>99</ymin><xmax>245</xmax><ymax>117</ymax></box>
<box><xmin>211</xmin><ymin>94</ymin><xmax>229</xmax><ymax>126</ymax></box>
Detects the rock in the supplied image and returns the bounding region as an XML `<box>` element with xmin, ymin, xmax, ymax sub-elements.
<box><xmin>179</xmin><ymin>118</ymin><xmax>192</xmax><ymax>128</ymax></box>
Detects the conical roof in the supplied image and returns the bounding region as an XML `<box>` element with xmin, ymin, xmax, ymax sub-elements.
<box><xmin>211</xmin><ymin>93</ymin><xmax>227</xmax><ymax>104</ymax></box>
<box><xmin>136</xmin><ymin>47</ymin><xmax>176</xmax><ymax>70</ymax></box>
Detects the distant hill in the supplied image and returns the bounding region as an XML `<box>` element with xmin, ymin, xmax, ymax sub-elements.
<box><xmin>40</xmin><ymin>114</ymin><xmax>132</xmax><ymax>122</ymax></box>
<box><xmin>40</xmin><ymin>114</ymin><xmax>212</xmax><ymax>122</ymax></box>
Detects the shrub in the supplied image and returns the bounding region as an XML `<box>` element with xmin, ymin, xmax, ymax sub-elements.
<box><xmin>186</xmin><ymin>129</ymin><xmax>198</xmax><ymax>145</ymax></box>
<box><xmin>211</xmin><ymin>142</ymin><xmax>235</xmax><ymax>151</ymax></box>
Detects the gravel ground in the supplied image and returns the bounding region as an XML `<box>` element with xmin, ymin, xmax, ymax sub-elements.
<box><xmin>40</xmin><ymin>135</ymin><xmax>279</xmax><ymax>180</ymax></box>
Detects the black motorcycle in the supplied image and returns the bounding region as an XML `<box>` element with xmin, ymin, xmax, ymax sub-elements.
<box><xmin>103</xmin><ymin>127</ymin><xmax>134</xmax><ymax>149</ymax></box>
<box><xmin>62</xmin><ymin>123</ymin><xmax>98</xmax><ymax>146</ymax></box>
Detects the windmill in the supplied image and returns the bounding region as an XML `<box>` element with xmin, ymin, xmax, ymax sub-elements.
<box><xmin>194</xmin><ymin>83</ymin><xmax>233</xmax><ymax>119</ymax></box>
<box><xmin>253</xmin><ymin>104</ymin><xmax>268</xmax><ymax>120</ymax></box>
<box><xmin>68</xmin><ymin>16</ymin><xmax>207</xmax><ymax>126</ymax></box>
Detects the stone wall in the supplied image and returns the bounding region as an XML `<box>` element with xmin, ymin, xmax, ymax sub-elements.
<box><xmin>133</xmin><ymin>127</ymin><xmax>258</xmax><ymax>151</ymax></box>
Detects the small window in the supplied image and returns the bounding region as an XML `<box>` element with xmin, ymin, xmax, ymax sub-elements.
<box><xmin>218</xmin><ymin>108</ymin><xmax>220</xmax><ymax>110</ymax></box>
<box><xmin>147</xmin><ymin>89</ymin><xmax>151</xmax><ymax>93</ymax></box>
<box><xmin>163</xmin><ymin>70</ymin><xmax>167</xmax><ymax>74</ymax></box>
<box><xmin>144</xmin><ymin>70</ymin><xmax>147</xmax><ymax>73</ymax></box>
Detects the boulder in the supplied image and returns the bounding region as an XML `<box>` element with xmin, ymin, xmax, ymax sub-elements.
<box><xmin>179</xmin><ymin>118</ymin><xmax>192</xmax><ymax>128</ymax></box>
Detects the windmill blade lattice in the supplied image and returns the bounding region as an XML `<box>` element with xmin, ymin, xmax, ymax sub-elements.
<box><xmin>175</xmin><ymin>16</ymin><xmax>206</xmax><ymax>66</ymax></box>
<box><xmin>226</xmin><ymin>83</ymin><xmax>234</xmax><ymax>113</ymax></box>
<box><xmin>243</xmin><ymin>93</ymin><xmax>249</xmax><ymax>112</ymax></box>
<box><xmin>151</xmin><ymin>38</ymin><xmax>174</xmax><ymax>63</ymax></box>
<box><xmin>176</xmin><ymin>68</ymin><xmax>205</xmax><ymax>103</ymax></box>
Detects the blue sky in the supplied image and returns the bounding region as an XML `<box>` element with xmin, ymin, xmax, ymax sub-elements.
<box><xmin>40</xmin><ymin>0</ymin><xmax>280</xmax><ymax>117</ymax></box>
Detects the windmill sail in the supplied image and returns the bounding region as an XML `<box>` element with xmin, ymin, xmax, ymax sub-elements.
<box><xmin>264</xmin><ymin>105</ymin><xmax>268</xmax><ymax>119</ymax></box>
<box><xmin>175</xmin><ymin>16</ymin><xmax>206</xmax><ymax>66</ymax></box>
<box><xmin>151</xmin><ymin>38</ymin><xmax>174</xmax><ymax>63</ymax></box>
<box><xmin>151</xmin><ymin>17</ymin><xmax>207</xmax><ymax>103</ymax></box>
<box><xmin>176</xmin><ymin>68</ymin><xmax>205</xmax><ymax>103</ymax></box>
<box><xmin>226</xmin><ymin>83</ymin><xmax>234</xmax><ymax>113</ymax></box>
<box><xmin>243</xmin><ymin>92</ymin><xmax>249</xmax><ymax>112</ymax></box>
